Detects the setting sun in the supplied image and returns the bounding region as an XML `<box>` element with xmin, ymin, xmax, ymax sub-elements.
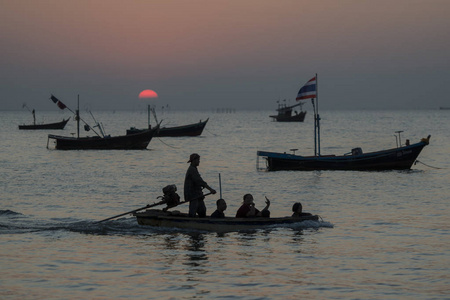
<box><xmin>139</xmin><ymin>89</ymin><xmax>158</xmax><ymax>99</ymax></box>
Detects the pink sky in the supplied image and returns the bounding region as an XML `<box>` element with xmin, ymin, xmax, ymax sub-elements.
<box><xmin>1</xmin><ymin>0</ymin><xmax>449</xmax><ymax>110</ymax></box>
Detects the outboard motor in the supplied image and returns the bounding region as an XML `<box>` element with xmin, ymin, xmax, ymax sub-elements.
<box><xmin>161</xmin><ymin>184</ymin><xmax>181</xmax><ymax>208</ymax></box>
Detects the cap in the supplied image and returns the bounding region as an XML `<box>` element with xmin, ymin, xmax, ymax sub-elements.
<box><xmin>187</xmin><ymin>153</ymin><xmax>200</xmax><ymax>163</ymax></box>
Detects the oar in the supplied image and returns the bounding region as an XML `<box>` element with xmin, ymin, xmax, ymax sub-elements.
<box><xmin>95</xmin><ymin>192</ymin><xmax>214</xmax><ymax>223</ymax></box>
<box><xmin>95</xmin><ymin>199</ymin><xmax>166</xmax><ymax>224</ymax></box>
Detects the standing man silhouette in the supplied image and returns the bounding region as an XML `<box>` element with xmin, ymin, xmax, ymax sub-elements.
<box><xmin>184</xmin><ymin>153</ymin><xmax>216</xmax><ymax>217</ymax></box>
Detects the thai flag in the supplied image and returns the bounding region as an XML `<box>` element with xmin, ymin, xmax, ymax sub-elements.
<box><xmin>50</xmin><ymin>94</ymin><xmax>67</xmax><ymax>110</ymax></box>
<box><xmin>296</xmin><ymin>76</ymin><xmax>316</xmax><ymax>101</ymax></box>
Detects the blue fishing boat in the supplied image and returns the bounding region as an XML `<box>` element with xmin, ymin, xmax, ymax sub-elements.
<box><xmin>257</xmin><ymin>75</ymin><xmax>431</xmax><ymax>171</ymax></box>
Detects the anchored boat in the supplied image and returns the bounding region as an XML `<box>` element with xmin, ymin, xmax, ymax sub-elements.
<box><xmin>257</xmin><ymin>75</ymin><xmax>431</xmax><ymax>171</ymax></box>
<box><xmin>269</xmin><ymin>100</ymin><xmax>306</xmax><ymax>122</ymax></box>
<box><xmin>19</xmin><ymin>104</ymin><xmax>69</xmax><ymax>130</ymax></box>
<box><xmin>47</xmin><ymin>95</ymin><xmax>158</xmax><ymax>150</ymax></box>
<box><xmin>19</xmin><ymin>118</ymin><xmax>69</xmax><ymax>130</ymax></box>
<box><xmin>127</xmin><ymin>105</ymin><xmax>209</xmax><ymax>137</ymax></box>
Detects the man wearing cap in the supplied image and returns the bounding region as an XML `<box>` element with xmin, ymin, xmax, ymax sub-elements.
<box><xmin>184</xmin><ymin>153</ymin><xmax>216</xmax><ymax>217</ymax></box>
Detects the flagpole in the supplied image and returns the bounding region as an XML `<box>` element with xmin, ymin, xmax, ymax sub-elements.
<box><xmin>312</xmin><ymin>98</ymin><xmax>317</xmax><ymax>156</ymax></box>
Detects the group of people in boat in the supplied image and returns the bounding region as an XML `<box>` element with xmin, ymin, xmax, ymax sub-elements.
<box><xmin>183</xmin><ymin>152</ymin><xmax>311</xmax><ymax>219</ymax></box>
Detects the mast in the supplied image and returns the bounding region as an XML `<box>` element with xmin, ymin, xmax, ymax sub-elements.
<box><xmin>77</xmin><ymin>95</ymin><xmax>80</xmax><ymax>138</ymax></box>
<box><xmin>276</xmin><ymin>101</ymin><xmax>303</xmax><ymax>112</ymax></box>
<box><xmin>50</xmin><ymin>93</ymin><xmax>101</xmax><ymax>137</ymax></box>
<box><xmin>312</xmin><ymin>98</ymin><xmax>317</xmax><ymax>156</ymax></box>
<box><xmin>311</xmin><ymin>73</ymin><xmax>320</xmax><ymax>157</ymax></box>
<box><xmin>316</xmin><ymin>73</ymin><xmax>321</xmax><ymax>156</ymax></box>
<box><xmin>147</xmin><ymin>104</ymin><xmax>151</xmax><ymax>129</ymax></box>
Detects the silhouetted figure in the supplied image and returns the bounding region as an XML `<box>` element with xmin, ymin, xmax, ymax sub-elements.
<box><xmin>211</xmin><ymin>198</ymin><xmax>227</xmax><ymax>218</ymax></box>
<box><xmin>184</xmin><ymin>153</ymin><xmax>216</xmax><ymax>217</ymax></box>
<box><xmin>236</xmin><ymin>194</ymin><xmax>270</xmax><ymax>218</ymax></box>
<box><xmin>292</xmin><ymin>202</ymin><xmax>312</xmax><ymax>218</ymax></box>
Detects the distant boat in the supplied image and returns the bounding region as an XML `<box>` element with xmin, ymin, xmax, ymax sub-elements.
<box><xmin>128</xmin><ymin>119</ymin><xmax>208</xmax><ymax>137</ymax></box>
<box><xmin>18</xmin><ymin>105</ymin><xmax>69</xmax><ymax>130</ymax></box>
<box><xmin>127</xmin><ymin>105</ymin><xmax>209</xmax><ymax>137</ymax></box>
<box><xmin>439</xmin><ymin>107</ymin><xmax>450</xmax><ymax>110</ymax></box>
<box><xmin>19</xmin><ymin>118</ymin><xmax>69</xmax><ymax>130</ymax></box>
<box><xmin>257</xmin><ymin>75</ymin><xmax>431</xmax><ymax>171</ymax></box>
<box><xmin>47</xmin><ymin>95</ymin><xmax>158</xmax><ymax>150</ymax></box>
<box><xmin>269</xmin><ymin>100</ymin><xmax>306</xmax><ymax>122</ymax></box>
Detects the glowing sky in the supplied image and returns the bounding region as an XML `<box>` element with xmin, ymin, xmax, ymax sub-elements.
<box><xmin>1</xmin><ymin>0</ymin><xmax>449</xmax><ymax>110</ymax></box>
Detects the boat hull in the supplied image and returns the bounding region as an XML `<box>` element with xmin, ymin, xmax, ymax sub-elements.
<box><xmin>19</xmin><ymin>118</ymin><xmax>69</xmax><ymax>130</ymax></box>
<box><xmin>48</xmin><ymin>128</ymin><xmax>157</xmax><ymax>150</ymax></box>
<box><xmin>270</xmin><ymin>111</ymin><xmax>306</xmax><ymax>122</ymax></box>
<box><xmin>127</xmin><ymin>119</ymin><xmax>208</xmax><ymax>137</ymax></box>
<box><xmin>134</xmin><ymin>209</ymin><xmax>319</xmax><ymax>232</ymax></box>
<box><xmin>257</xmin><ymin>138</ymin><xmax>430</xmax><ymax>171</ymax></box>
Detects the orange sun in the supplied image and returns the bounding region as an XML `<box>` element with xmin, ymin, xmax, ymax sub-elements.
<box><xmin>139</xmin><ymin>89</ymin><xmax>158</xmax><ymax>99</ymax></box>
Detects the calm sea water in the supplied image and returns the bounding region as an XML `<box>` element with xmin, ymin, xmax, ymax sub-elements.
<box><xmin>1</xmin><ymin>109</ymin><xmax>449</xmax><ymax>299</ymax></box>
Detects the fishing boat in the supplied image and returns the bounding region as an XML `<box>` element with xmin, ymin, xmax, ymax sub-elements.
<box><xmin>18</xmin><ymin>104</ymin><xmax>69</xmax><ymax>130</ymax></box>
<box><xmin>127</xmin><ymin>119</ymin><xmax>208</xmax><ymax>137</ymax></box>
<box><xmin>48</xmin><ymin>128</ymin><xmax>158</xmax><ymax>150</ymax></box>
<box><xmin>257</xmin><ymin>137</ymin><xmax>430</xmax><ymax>171</ymax></box>
<box><xmin>257</xmin><ymin>75</ymin><xmax>431</xmax><ymax>171</ymax></box>
<box><xmin>133</xmin><ymin>209</ymin><xmax>320</xmax><ymax>232</ymax></box>
<box><xmin>127</xmin><ymin>105</ymin><xmax>209</xmax><ymax>137</ymax></box>
<box><xmin>269</xmin><ymin>100</ymin><xmax>306</xmax><ymax>122</ymax></box>
<box><xmin>19</xmin><ymin>118</ymin><xmax>69</xmax><ymax>130</ymax></box>
<box><xmin>47</xmin><ymin>95</ymin><xmax>158</xmax><ymax>150</ymax></box>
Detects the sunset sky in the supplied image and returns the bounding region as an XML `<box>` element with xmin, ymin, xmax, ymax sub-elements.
<box><xmin>1</xmin><ymin>0</ymin><xmax>449</xmax><ymax>111</ymax></box>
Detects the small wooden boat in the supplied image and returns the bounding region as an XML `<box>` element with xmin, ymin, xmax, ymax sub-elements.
<box><xmin>258</xmin><ymin>75</ymin><xmax>431</xmax><ymax>171</ymax></box>
<box><xmin>18</xmin><ymin>104</ymin><xmax>69</xmax><ymax>130</ymax></box>
<box><xmin>270</xmin><ymin>100</ymin><xmax>306</xmax><ymax>122</ymax></box>
<box><xmin>133</xmin><ymin>209</ymin><xmax>320</xmax><ymax>232</ymax></box>
<box><xmin>19</xmin><ymin>118</ymin><xmax>69</xmax><ymax>130</ymax></box>
<box><xmin>127</xmin><ymin>105</ymin><xmax>209</xmax><ymax>137</ymax></box>
<box><xmin>47</xmin><ymin>94</ymin><xmax>158</xmax><ymax>150</ymax></box>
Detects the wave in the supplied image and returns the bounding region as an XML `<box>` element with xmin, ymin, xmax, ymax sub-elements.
<box><xmin>0</xmin><ymin>209</ymin><xmax>23</xmax><ymax>216</ymax></box>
